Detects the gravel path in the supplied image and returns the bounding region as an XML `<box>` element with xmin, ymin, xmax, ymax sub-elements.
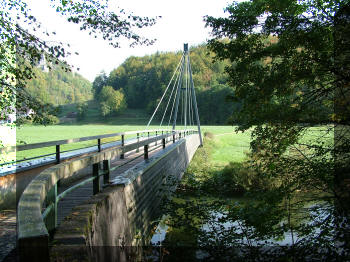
<box><xmin>0</xmin><ymin>210</ymin><xmax>16</xmax><ymax>262</ymax></box>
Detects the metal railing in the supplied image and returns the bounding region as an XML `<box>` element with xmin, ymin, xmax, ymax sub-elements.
<box><xmin>32</xmin><ymin>129</ymin><xmax>197</xmax><ymax>233</ymax></box>
<box><xmin>0</xmin><ymin>129</ymin><xmax>177</xmax><ymax>167</ymax></box>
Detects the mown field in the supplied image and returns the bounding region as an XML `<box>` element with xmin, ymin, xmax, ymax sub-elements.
<box><xmin>1</xmin><ymin>124</ymin><xmax>333</xmax><ymax>166</ymax></box>
<box><xmin>3</xmin><ymin>125</ymin><xmax>247</xmax><ymax>164</ymax></box>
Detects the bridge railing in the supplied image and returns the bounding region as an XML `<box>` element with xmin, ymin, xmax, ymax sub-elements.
<box><xmin>0</xmin><ymin>129</ymin><xmax>175</xmax><ymax>168</ymax></box>
<box><xmin>18</xmin><ymin>129</ymin><xmax>197</xmax><ymax>258</ymax></box>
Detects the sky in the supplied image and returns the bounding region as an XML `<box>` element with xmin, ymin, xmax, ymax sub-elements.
<box><xmin>25</xmin><ymin>0</ymin><xmax>232</xmax><ymax>82</ymax></box>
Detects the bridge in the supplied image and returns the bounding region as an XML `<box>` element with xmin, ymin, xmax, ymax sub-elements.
<box><xmin>0</xmin><ymin>44</ymin><xmax>203</xmax><ymax>261</ymax></box>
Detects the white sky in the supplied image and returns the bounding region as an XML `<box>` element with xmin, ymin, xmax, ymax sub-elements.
<box><xmin>25</xmin><ymin>0</ymin><xmax>232</xmax><ymax>82</ymax></box>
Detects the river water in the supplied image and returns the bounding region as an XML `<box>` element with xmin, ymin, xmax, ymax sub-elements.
<box><xmin>145</xmin><ymin>194</ymin><xmax>341</xmax><ymax>261</ymax></box>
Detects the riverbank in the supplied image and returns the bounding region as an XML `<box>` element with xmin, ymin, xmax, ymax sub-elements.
<box><xmin>147</xmin><ymin>129</ymin><xmax>346</xmax><ymax>261</ymax></box>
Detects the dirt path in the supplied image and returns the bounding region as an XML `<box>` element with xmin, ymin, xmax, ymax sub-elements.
<box><xmin>0</xmin><ymin>210</ymin><xmax>16</xmax><ymax>262</ymax></box>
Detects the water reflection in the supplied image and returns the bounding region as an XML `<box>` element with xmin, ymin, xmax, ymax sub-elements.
<box><xmin>147</xmin><ymin>195</ymin><xmax>344</xmax><ymax>261</ymax></box>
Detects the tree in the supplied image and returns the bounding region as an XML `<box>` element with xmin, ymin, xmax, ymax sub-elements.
<box><xmin>94</xmin><ymin>44</ymin><xmax>234</xmax><ymax>124</ymax></box>
<box><xmin>0</xmin><ymin>0</ymin><xmax>158</xmax><ymax>126</ymax></box>
<box><xmin>99</xmin><ymin>85</ymin><xmax>126</xmax><ymax>116</ymax></box>
<box><xmin>92</xmin><ymin>71</ymin><xmax>108</xmax><ymax>100</ymax></box>
<box><xmin>205</xmin><ymin>0</ymin><xmax>349</xmax><ymax>258</ymax></box>
<box><xmin>76</xmin><ymin>101</ymin><xmax>88</xmax><ymax>120</ymax></box>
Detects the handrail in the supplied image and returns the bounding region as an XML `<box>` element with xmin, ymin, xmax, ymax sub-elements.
<box><xmin>1</xmin><ymin>129</ymin><xmax>172</xmax><ymax>154</ymax></box>
<box><xmin>0</xmin><ymin>129</ymin><xmax>179</xmax><ymax>168</ymax></box>
<box><xmin>18</xmin><ymin>129</ymin><xmax>197</xmax><ymax>247</ymax></box>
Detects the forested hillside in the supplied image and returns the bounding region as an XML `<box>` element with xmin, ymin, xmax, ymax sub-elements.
<box><xmin>92</xmin><ymin>44</ymin><xmax>238</xmax><ymax>125</ymax></box>
<box><xmin>26</xmin><ymin>67</ymin><xmax>92</xmax><ymax>106</ymax></box>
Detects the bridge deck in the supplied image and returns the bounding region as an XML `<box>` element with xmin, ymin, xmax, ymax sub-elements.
<box><xmin>57</xmin><ymin>140</ymin><xmax>171</xmax><ymax>224</ymax></box>
<box><xmin>0</xmin><ymin>139</ymin><xmax>173</xmax><ymax>261</ymax></box>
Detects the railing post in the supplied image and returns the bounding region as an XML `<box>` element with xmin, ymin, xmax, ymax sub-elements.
<box><xmin>162</xmin><ymin>138</ymin><xmax>166</xmax><ymax>149</ymax></box>
<box><xmin>173</xmin><ymin>133</ymin><xmax>175</xmax><ymax>143</ymax></box>
<box><xmin>136</xmin><ymin>133</ymin><xmax>140</xmax><ymax>153</ymax></box>
<box><xmin>144</xmin><ymin>144</ymin><xmax>149</xmax><ymax>160</ymax></box>
<box><xmin>148</xmin><ymin>132</ymin><xmax>150</xmax><ymax>138</ymax></box>
<box><xmin>120</xmin><ymin>134</ymin><xmax>125</xmax><ymax>159</ymax></box>
<box><xmin>44</xmin><ymin>183</ymin><xmax>57</xmax><ymax>232</ymax></box>
<box><xmin>56</xmin><ymin>145</ymin><xmax>60</xmax><ymax>164</ymax></box>
<box><xmin>98</xmin><ymin>138</ymin><xmax>101</xmax><ymax>152</ymax></box>
<box><xmin>93</xmin><ymin>163</ymin><xmax>100</xmax><ymax>195</ymax></box>
<box><xmin>155</xmin><ymin>131</ymin><xmax>157</xmax><ymax>145</ymax></box>
<box><xmin>179</xmin><ymin>132</ymin><xmax>182</xmax><ymax>139</ymax></box>
<box><xmin>103</xmin><ymin>160</ymin><xmax>110</xmax><ymax>184</ymax></box>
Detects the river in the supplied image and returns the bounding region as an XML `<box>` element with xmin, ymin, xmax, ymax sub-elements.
<box><xmin>145</xmin><ymin>194</ymin><xmax>340</xmax><ymax>261</ymax></box>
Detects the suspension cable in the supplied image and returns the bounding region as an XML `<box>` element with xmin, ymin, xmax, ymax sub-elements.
<box><xmin>159</xmin><ymin>59</ymin><xmax>182</xmax><ymax>127</ymax></box>
<box><xmin>168</xmin><ymin>55</ymin><xmax>184</xmax><ymax>128</ymax></box>
<box><xmin>146</xmin><ymin>54</ymin><xmax>184</xmax><ymax>128</ymax></box>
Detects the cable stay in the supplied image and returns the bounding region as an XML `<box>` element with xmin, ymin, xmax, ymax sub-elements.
<box><xmin>146</xmin><ymin>43</ymin><xmax>203</xmax><ymax>145</ymax></box>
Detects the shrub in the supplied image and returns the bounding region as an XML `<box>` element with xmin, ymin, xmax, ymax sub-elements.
<box><xmin>43</xmin><ymin>114</ymin><xmax>60</xmax><ymax>125</ymax></box>
<box><xmin>204</xmin><ymin>132</ymin><xmax>214</xmax><ymax>139</ymax></box>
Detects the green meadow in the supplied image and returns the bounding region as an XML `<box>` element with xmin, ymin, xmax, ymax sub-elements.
<box><xmin>2</xmin><ymin>124</ymin><xmax>333</xmax><ymax>166</ymax></box>
<box><xmin>7</xmin><ymin>124</ymin><xmax>249</xmax><ymax>164</ymax></box>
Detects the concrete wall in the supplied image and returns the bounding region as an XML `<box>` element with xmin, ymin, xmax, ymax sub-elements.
<box><xmin>0</xmin><ymin>156</ymin><xmax>108</xmax><ymax>211</ymax></box>
<box><xmin>50</xmin><ymin>134</ymin><xmax>200</xmax><ymax>261</ymax></box>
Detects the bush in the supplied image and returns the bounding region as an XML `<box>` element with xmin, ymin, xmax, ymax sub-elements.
<box><xmin>76</xmin><ymin>102</ymin><xmax>88</xmax><ymax>120</ymax></box>
<box><xmin>43</xmin><ymin>114</ymin><xmax>60</xmax><ymax>125</ymax></box>
<box><xmin>204</xmin><ymin>132</ymin><xmax>214</xmax><ymax>139</ymax></box>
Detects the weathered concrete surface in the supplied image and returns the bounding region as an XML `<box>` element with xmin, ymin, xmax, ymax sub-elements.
<box><xmin>50</xmin><ymin>134</ymin><xmax>200</xmax><ymax>262</ymax></box>
<box><xmin>0</xmin><ymin>174</ymin><xmax>16</xmax><ymax>210</ymax></box>
<box><xmin>17</xmin><ymin>145</ymin><xmax>123</xmax><ymax>262</ymax></box>
<box><xmin>0</xmin><ymin>153</ymin><xmax>108</xmax><ymax>211</ymax></box>
<box><xmin>0</xmin><ymin>135</ymin><xmax>138</xmax><ymax>211</ymax></box>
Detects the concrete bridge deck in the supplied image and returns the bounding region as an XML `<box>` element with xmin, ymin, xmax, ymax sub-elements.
<box><xmin>56</xmin><ymin>139</ymin><xmax>172</xmax><ymax>226</ymax></box>
<box><xmin>0</xmin><ymin>137</ymin><xmax>175</xmax><ymax>262</ymax></box>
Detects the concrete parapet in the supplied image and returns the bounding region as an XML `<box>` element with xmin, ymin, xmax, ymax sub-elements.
<box><xmin>50</xmin><ymin>134</ymin><xmax>200</xmax><ymax>261</ymax></box>
<box><xmin>17</xmin><ymin>146</ymin><xmax>123</xmax><ymax>261</ymax></box>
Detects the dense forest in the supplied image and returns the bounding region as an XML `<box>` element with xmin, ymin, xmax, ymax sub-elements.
<box><xmin>25</xmin><ymin>66</ymin><xmax>92</xmax><ymax>106</ymax></box>
<box><xmin>92</xmin><ymin>44</ymin><xmax>238</xmax><ymax>125</ymax></box>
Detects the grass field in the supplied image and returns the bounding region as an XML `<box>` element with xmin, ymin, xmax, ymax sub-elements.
<box><xmin>1</xmin><ymin>123</ymin><xmax>333</xmax><ymax>167</ymax></box>
<box><xmin>2</xmin><ymin>124</ymin><xmax>248</xmax><ymax>164</ymax></box>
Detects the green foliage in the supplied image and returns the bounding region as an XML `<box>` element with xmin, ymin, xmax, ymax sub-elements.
<box><xmin>0</xmin><ymin>0</ymin><xmax>158</xmax><ymax>128</ymax></box>
<box><xmin>25</xmin><ymin>66</ymin><xmax>93</xmax><ymax>106</ymax></box>
<box><xmin>100</xmin><ymin>102</ymin><xmax>111</xmax><ymax>117</ymax></box>
<box><xmin>205</xmin><ymin>0</ymin><xmax>350</xmax><ymax>257</ymax></box>
<box><xmin>41</xmin><ymin>114</ymin><xmax>60</xmax><ymax>125</ymax></box>
<box><xmin>76</xmin><ymin>101</ymin><xmax>88</xmax><ymax>120</ymax></box>
<box><xmin>98</xmin><ymin>86</ymin><xmax>127</xmax><ymax>116</ymax></box>
<box><xmin>97</xmin><ymin>44</ymin><xmax>236</xmax><ymax>125</ymax></box>
<box><xmin>92</xmin><ymin>72</ymin><xmax>108</xmax><ymax>100</ymax></box>
<box><xmin>181</xmin><ymin>132</ymin><xmax>254</xmax><ymax>196</ymax></box>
